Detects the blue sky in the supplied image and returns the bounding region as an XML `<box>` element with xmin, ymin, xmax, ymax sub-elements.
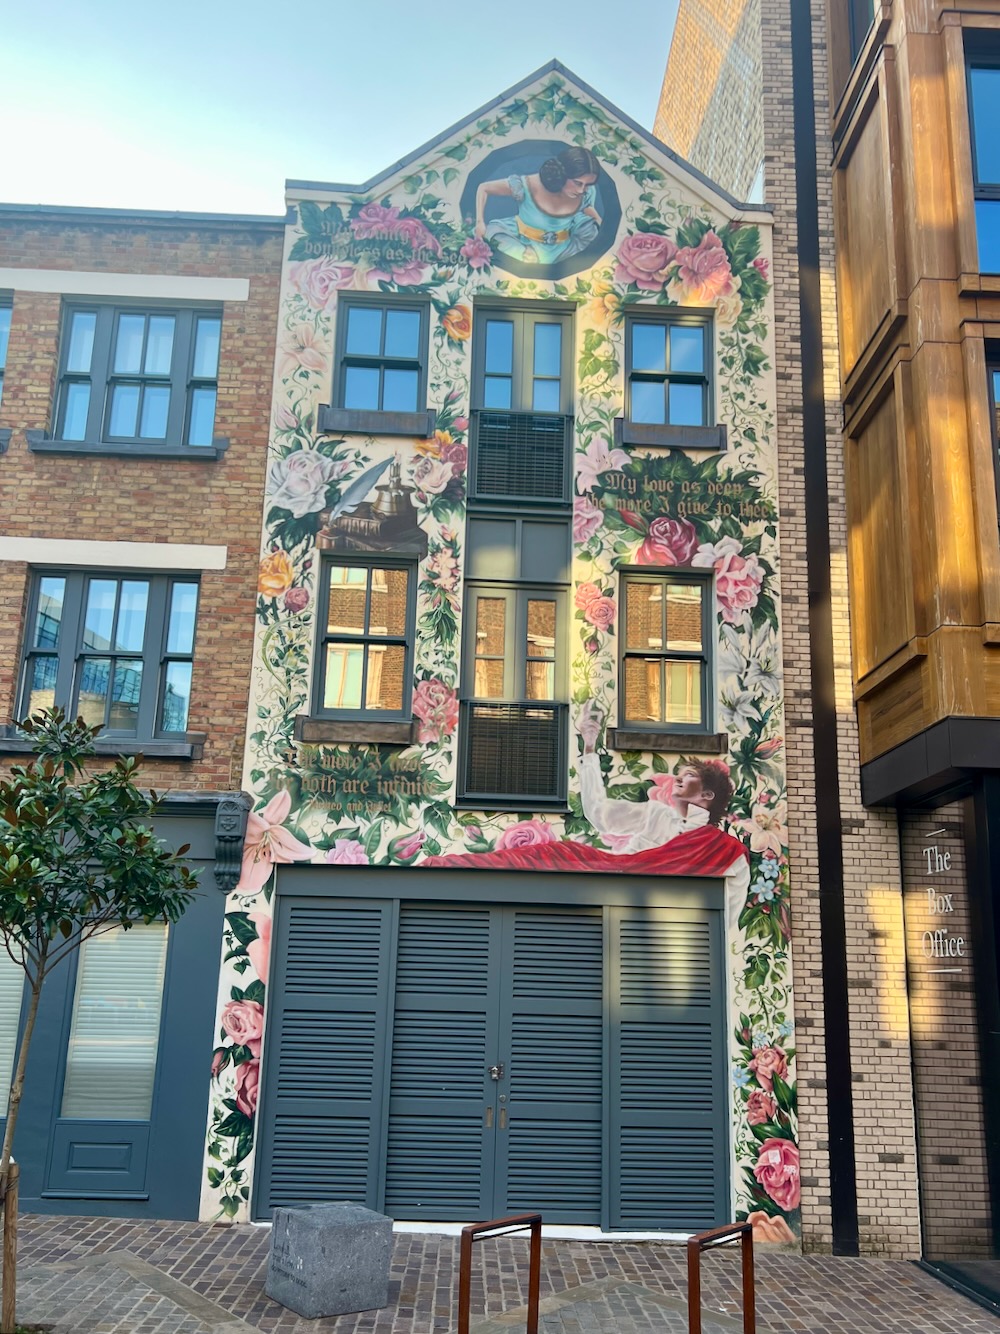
<box><xmin>5</xmin><ymin>1</ymin><xmax>678</xmax><ymax>216</ymax></box>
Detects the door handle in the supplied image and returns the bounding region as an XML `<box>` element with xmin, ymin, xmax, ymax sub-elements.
<box><xmin>499</xmin><ymin>1106</ymin><xmax>507</xmax><ymax>1130</ymax></box>
<box><xmin>484</xmin><ymin>1105</ymin><xmax>494</xmax><ymax>1128</ymax></box>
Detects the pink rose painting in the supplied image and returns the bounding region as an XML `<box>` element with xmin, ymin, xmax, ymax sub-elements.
<box><xmin>746</xmin><ymin>1210</ymin><xmax>796</xmax><ymax>1244</ymax></box>
<box><xmin>350</xmin><ymin>202</ymin><xmax>402</xmax><ymax>238</ymax></box>
<box><xmin>496</xmin><ymin>820</ymin><xmax>558</xmax><ymax>851</ymax></box>
<box><xmin>393</xmin><ymin>830</ymin><xmax>427</xmax><ymax>861</ymax></box>
<box><xmin>575</xmin><ymin>582</ymin><xmax>603</xmax><ymax>612</ymax></box>
<box><xmin>583</xmin><ymin>596</ymin><xmax>616</xmax><ymax>632</ymax></box>
<box><xmin>746</xmin><ymin>1088</ymin><xmax>779</xmax><ymax>1126</ymax></box>
<box><xmin>693</xmin><ymin>537</ymin><xmax>765</xmax><ymax>623</ymax></box>
<box><xmin>325</xmin><ymin>840</ymin><xmax>370</xmax><ymax>866</ymax></box>
<box><xmin>636</xmin><ymin>516</ymin><xmax>699</xmax><ymax>567</ymax></box>
<box><xmin>753</xmin><ymin>1138</ymin><xmax>800</xmax><ymax>1212</ymax></box>
<box><xmin>412</xmin><ymin>679</ymin><xmax>459</xmax><ymax>744</ymax></box>
<box><xmin>573</xmin><ymin>495</ymin><xmax>604</xmax><ymax>544</ymax></box>
<box><xmin>668</xmin><ymin>230</ymin><xmax>738</xmax><ymax>304</ymax></box>
<box><xmin>237</xmin><ymin>791</ymin><xmax>312</xmax><ymax>894</ymax></box>
<box><xmin>288</xmin><ymin>257</ymin><xmax>354</xmax><ymax>310</ymax></box>
<box><xmin>234</xmin><ymin>1059</ymin><xmax>261</xmax><ymax>1118</ymax></box>
<box><xmin>461</xmin><ymin>235</ymin><xmax>492</xmax><ymax>269</ymax></box>
<box><xmin>412</xmin><ymin>457</ymin><xmax>453</xmax><ymax>501</ymax></box>
<box><xmin>748</xmin><ymin>1045</ymin><xmax>789</xmax><ymax>1093</ymax></box>
<box><xmin>220</xmin><ymin>1000</ymin><xmax>265</xmax><ymax>1057</ymax></box>
<box><xmin>615</xmin><ymin>232</ymin><xmax>679</xmax><ymax>290</ymax></box>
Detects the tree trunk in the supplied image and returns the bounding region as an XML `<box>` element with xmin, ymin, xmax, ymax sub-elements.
<box><xmin>0</xmin><ymin>975</ymin><xmax>42</xmax><ymax>1334</ymax></box>
<box><xmin>1</xmin><ymin>975</ymin><xmax>42</xmax><ymax>1187</ymax></box>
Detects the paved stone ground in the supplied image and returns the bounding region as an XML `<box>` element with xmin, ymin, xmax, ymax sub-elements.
<box><xmin>11</xmin><ymin>1214</ymin><xmax>1000</xmax><ymax>1334</ymax></box>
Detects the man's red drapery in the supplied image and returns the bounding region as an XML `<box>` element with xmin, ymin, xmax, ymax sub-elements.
<box><xmin>420</xmin><ymin>825</ymin><xmax>749</xmax><ymax>877</ymax></box>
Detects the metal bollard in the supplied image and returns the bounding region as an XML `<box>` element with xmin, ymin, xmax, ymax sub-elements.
<box><xmin>457</xmin><ymin>1212</ymin><xmax>542</xmax><ymax>1334</ymax></box>
<box><xmin>687</xmin><ymin>1221</ymin><xmax>755</xmax><ymax>1334</ymax></box>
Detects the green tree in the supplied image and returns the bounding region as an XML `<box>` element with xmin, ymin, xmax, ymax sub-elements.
<box><xmin>0</xmin><ymin>709</ymin><xmax>197</xmax><ymax>1332</ymax></box>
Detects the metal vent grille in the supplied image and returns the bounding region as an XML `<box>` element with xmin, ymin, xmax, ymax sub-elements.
<box><xmin>471</xmin><ymin>411</ymin><xmax>571</xmax><ymax>503</ymax></box>
<box><xmin>461</xmin><ymin>701</ymin><xmax>567</xmax><ymax>802</ymax></box>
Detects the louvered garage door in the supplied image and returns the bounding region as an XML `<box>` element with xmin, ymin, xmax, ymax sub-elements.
<box><xmin>256</xmin><ymin>890</ymin><xmax>726</xmax><ymax>1228</ymax></box>
<box><xmin>253</xmin><ymin>899</ymin><xmax>393</xmax><ymax>1212</ymax></box>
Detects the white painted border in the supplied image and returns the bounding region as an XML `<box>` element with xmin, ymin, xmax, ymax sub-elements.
<box><xmin>0</xmin><ymin>538</ymin><xmax>227</xmax><ymax>570</ymax></box>
<box><xmin>0</xmin><ymin>268</ymin><xmax>250</xmax><ymax>302</ymax></box>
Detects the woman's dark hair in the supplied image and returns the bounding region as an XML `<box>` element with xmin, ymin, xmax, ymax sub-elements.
<box><xmin>538</xmin><ymin>147</ymin><xmax>600</xmax><ymax>193</ymax></box>
<box><xmin>686</xmin><ymin>760</ymin><xmax>735</xmax><ymax>827</ymax></box>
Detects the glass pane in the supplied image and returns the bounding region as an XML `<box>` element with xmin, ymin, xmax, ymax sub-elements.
<box><xmin>632</xmin><ymin>323</ymin><xmax>666</xmax><ymax>373</ymax></box>
<box><xmin>533</xmin><ymin>323</ymin><xmax>562</xmax><ymax>377</ymax></box>
<box><xmin>0</xmin><ymin>306</ymin><xmax>10</xmax><ymax>369</ymax></box>
<box><xmin>624</xmin><ymin>657</ymin><xmax>662</xmax><ymax>723</ymax></box>
<box><xmin>192</xmin><ymin>316</ymin><xmax>222</xmax><ymax>378</ymax></box>
<box><xmin>384</xmin><ymin>309</ymin><xmax>420</xmax><ymax>359</ymax></box>
<box><xmin>484</xmin><ymin>320</ymin><xmax>514</xmax><ymax>374</ymax></box>
<box><xmin>344</xmin><ymin>365</ymin><xmax>380</xmax><ymax>410</ymax></box>
<box><xmin>369</xmin><ymin>568</ymin><xmax>408</xmax><ymax>636</ymax></box>
<box><xmin>994</xmin><ymin>370</ymin><xmax>1000</xmax><ymax>447</ymax></box>
<box><xmin>345</xmin><ymin>305</ymin><xmax>382</xmax><ymax>356</ymax></box>
<box><xmin>161</xmin><ymin>660</ymin><xmax>192</xmax><ymax>733</ymax></box>
<box><xmin>323</xmin><ymin>644</ymin><xmax>364</xmax><ymax>710</ymax></box>
<box><xmin>526</xmin><ymin>600</ymin><xmax>556</xmax><ymax>656</ymax></box>
<box><xmin>668</xmin><ymin>381</ymin><xmax>705</xmax><ymax>426</ymax></box>
<box><xmin>476</xmin><ymin>598</ymin><xmax>506</xmax><ymax>656</ymax></box>
<box><xmin>670</xmin><ymin>325</ymin><xmax>705</xmax><ymax>374</ymax></box>
<box><xmin>110</xmin><ymin>659</ymin><xmax>143</xmax><ymax>731</ymax></box>
<box><xmin>144</xmin><ymin>316</ymin><xmax>175</xmax><ymax>375</ymax></box>
<box><xmin>666</xmin><ymin>583</ymin><xmax>702</xmax><ymax>650</ymax></box>
<box><xmin>34</xmin><ymin>576</ymin><xmax>66</xmax><ymax>648</ymax></box>
<box><xmin>167</xmin><ymin>583</ymin><xmax>198</xmax><ymax>654</ymax></box>
<box><xmin>971</xmin><ymin>67</ymin><xmax>1000</xmax><ymax>186</ymax></box>
<box><xmin>116</xmin><ymin>580</ymin><xmax>148</xmax><ymax>652</ymax></box>
<box><xmin>61</xmin><ymin>382</ymin><xmax>91</xmax><ymax>440</ymax></box>
<box><xmin>66</xmin><ymin>311</ymin><xmax>96</xmax><ymax>373</ymax></box>
<box><xmin>139</xmin><ymin>385</ymin><xmax>170</xmax><ymax>439</ymax></box>
<box><xmin>474</xmin><ymin>659</ymin><xmax>505</xmax><ymax>697</ymax></box>
<box><xmin>631</xmin><ymin>379</ymin><xmax>665</xmax><ymax>424</ymax></box>
<box><xmin>61</xmin><ymin>925</ymin><xmax>168</xmax><ymax>1119</ymax></box>
<box><xmin>114</xmin><ymin>314</ymin><xmax>146</xmax><ymax>374</ymax></box>
<box><xmin>665</xmin><ymin>660</ymin><xmax>702</xmax><ymax>725</ymax></box>
<box><xmin>526</xmin><ymin>659</ymin><xmax>555</xmax><ymax>701</ymax></box>
<box><xmin>0</xmin><ymin>951</ymin><xmax>23</xmax><ymax>1100</ymax></box>
<box><xmin>532</xmin><ymin>378</ymin><xmax>560</xmax><ymax>412</ymax></box>
<box><xmin>483</xmin><ymin>376</ymin><xmax>512</xmax><ymax>409</ymax></box>
<box><xmin>625</xmin><ymin>581</ymin><xmax>663</xmax><ymax>651</ymax></box>
<box><xmin>976</xmin><ymin>200</ymin><xmax>1000</xmax><ymax>275</ymax></box>
<box><xmin>328</xmin><ymin>568</ymin><xmax>368</xmax><ymax>635</ymax></box>
<box><xmin>109</xmin><ymin>382</ymin><xmax>140</xmax><ymax>437</ymax></box>
<box><xmin>77</xmin><ymin>657</ymin><xmax>110</xmax><ymax>728</ymax></box>
<box><xmin>188</xmin><ymin>386</ymin><xmax>217</xmax><ymax>445</ymax></box>
<box><xmin>382</xmin><ymin>368</ymin><xmax>418</xmax><ymax>412</ymax></box>
<box><xmin>365</xmin><ymin>644</ymin><xmax>405</xmax><ymax>711</ymax></box>
<box><xmin>83</xmin><ymin>579</ymin><xmax>117</xmax><ymax>651</ymax></box>
<box><xmin>26</xmin><ymin>655</ymin><xmax>58</xmax><ymax>715</ymax></box>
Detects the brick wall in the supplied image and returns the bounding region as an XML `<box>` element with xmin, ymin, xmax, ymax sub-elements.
<box><xmin>0</xmin><ymin>213</ymin><xmax>283</xmax><ymax>792</ymax></box>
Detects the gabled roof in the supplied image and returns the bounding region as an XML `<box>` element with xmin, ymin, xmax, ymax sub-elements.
<box><xmin>286</xmin><ymin>59</ymin><xmax>771</xmax><ymax>222</ymax></box>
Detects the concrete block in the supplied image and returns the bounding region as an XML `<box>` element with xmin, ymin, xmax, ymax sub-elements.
<box><xmin>265</xmin><ymin>1201</ymin><xmax>393</xmax><ymax>1318</ymax></box>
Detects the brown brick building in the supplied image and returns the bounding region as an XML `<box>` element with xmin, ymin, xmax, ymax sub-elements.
<box><xmin>0</xmin><ymin>203</ymin><xmax>283</xmax><ymax>1218</ymax></box>
<box><xmin>658</xmin><ymin>0</ymin><xmax>1000</xmax><ymax>1299</ymax></box>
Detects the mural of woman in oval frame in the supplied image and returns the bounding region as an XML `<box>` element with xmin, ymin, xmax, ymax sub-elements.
<box><xmin>461</xmin><ymin>139</ymin><xmax>622</xmax><ymax>281</ymax></box>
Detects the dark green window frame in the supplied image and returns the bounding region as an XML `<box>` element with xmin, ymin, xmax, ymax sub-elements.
<box><xmin>313</xmin><ymin>557</ymin><xmax>417</xmax><ymax>721</ymax></box>
<box><xmin>848</xmin><ymin>0</ymin><xmax>875</xmax><ymax>64</ymax></box>
<box><xmin>462</xmin><ymin>583</ymin><xmax>569</xmax><ymax>704</ymax></box>
<box><xmin>625</xmin><ymin>312</ymin><xmax>713</xmax><ymax>428</ymax></box>
<box><xmin>470</xmin><ymin>303</ymin><xmax>574</xmax><ymax>415</ymax></box>
<box><xmin>54</xmin><ymin>303</ymin><xmax>222</xmax><ymax>451</ymax></box>
<box><xmin>619</xmin><ymin>569</ymin><xmax>713</xmax><ymax>734</ymax></box>
<box><xmin>18</xmin><ymin>569</ymin><xmax>199</xmax><ymax>741</ymax></box>
<box><xmin>325</xmin><ymin>295</ymin><xmax>431</xmax><ymax>438</ymax></box>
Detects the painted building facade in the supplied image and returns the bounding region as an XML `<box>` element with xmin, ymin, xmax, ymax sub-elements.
<box><xmin>0</xmin><ymin>204</ymin><xmax>281</xmax><ymax>1217</ymax></box>
<box><xmin>204</xmin><ymin>65</ymin><xmax>800</xmax><ymax>1239</ymax></box>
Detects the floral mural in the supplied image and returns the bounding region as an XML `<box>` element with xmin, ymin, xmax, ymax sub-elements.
<box><xmin>201</xmin><ymin>69</ymin><xmax>796</xmax><ymax>1242</ymax></box>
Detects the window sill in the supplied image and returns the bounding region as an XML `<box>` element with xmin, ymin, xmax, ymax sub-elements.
<box><xmin>0</xmin><ymin>728</ymin><xmax>206</xmax><ymax>759</ymax></box>
<box><xmin>608</xmin><ymin>728</ymin><xmax>727</xmax><ymax>754</ymax></box>
<box><xmin>25</xmin><ymin>431</ymin><xmax>230</xmax><ymax>460</ymax></box>
<box><xmin>294</xmin><ymin>715</ymin><xmax>418</xmax><ymax>746</ymax></box>
<box><xmin>455</xmin><ymin>799</ymin><xmax>571</xmax><ymax>816</ymax></box>
<box><xmin>318</xmin><ymin>406</ymin><xmax>437</xmax><ymax>438</ymax></box>
<box><xmin>613</xmin><ymin>419</ymin><xmax>727</xmax><ymax>451</ymax></box>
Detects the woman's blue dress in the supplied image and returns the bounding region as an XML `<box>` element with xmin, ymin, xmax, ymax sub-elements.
<box><xmin>486</xmin><ymin>174</ymin><xmax>599</xmax><ymax>264</ymax></box>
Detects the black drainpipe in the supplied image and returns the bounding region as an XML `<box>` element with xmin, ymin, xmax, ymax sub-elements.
<box><xmin>789</xmin><ymin>0</ymin><xmax>861</xmax><ymax>1255</ymax></box>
